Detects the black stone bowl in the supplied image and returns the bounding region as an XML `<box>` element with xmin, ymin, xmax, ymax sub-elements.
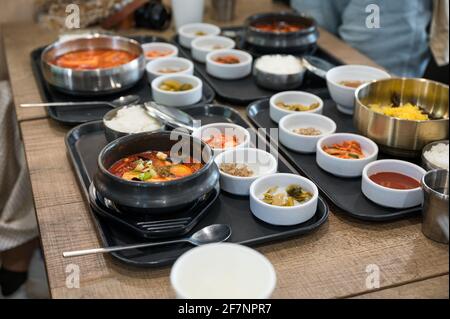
<box><xmin>244</xmin><ymin>12</ymin><xmax>319</xmax><ymax>54</ymax></box>
<box><xmin>93</xmin><ymin>131</ymin><xmax>220</xmax><ymax>214</ymax></box>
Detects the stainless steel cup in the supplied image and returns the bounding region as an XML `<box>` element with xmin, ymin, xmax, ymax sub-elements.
<box><xmin>211</xmin><ymin>0</ymin><xmax>236</xmax><ymax>22</ymax></box>
<box><xmin>421</xmin><ymin>169</ymin><xmax>449</xmax><ymax>244</ymax></box>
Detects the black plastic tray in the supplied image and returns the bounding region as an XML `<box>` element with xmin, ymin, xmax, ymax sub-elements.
<box><xmin>247</xmin><ymin>99</ymin><xmax>422</xmax><ymax>221</ymax></box>
<box><xmin>30</xmin><ymin>35</ymin><xmax>215</xmax><ymax>126</ymax></box>
<box><xmin>172</xmin><ymin>27</ymin><xmax>342</xmax><ymax>105</ymax></box>
<box><xmin>65</xmin><ymin>105</ymin><xmax>329</xmax><ymax>267</ymax></box>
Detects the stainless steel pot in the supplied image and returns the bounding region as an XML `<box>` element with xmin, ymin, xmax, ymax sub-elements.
<box><xmin>41</xmin><ymin>35</ymin><xmax>145</xmax><ymax>95</ymax></box>
<box><xmin>244</xmin><ymin>12</ymin><xmax>318</xmax><ymax>54</ymax></box>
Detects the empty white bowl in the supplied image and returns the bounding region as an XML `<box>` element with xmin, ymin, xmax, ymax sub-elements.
<box><xmin>206</xmin><ymin>49</ymin><xmax>253</xmax><ymax>80</ymax></box>
<box><xmin>249</xmin><ymin>173</ymin><xmax>319</xmax><ymax>226</ymax></box>
<box><xmin>362</xmin><ymin>160</ymin><xmax>426</xmax><ymax>208</ymax></box>
<box><xmin>178</xmin><ymin>23</ymin><xmax>221</xmax><ymax>48</ymax></box>
<box><xmin>269</xmin><ymin>91</ymin><xmax>324</xmax><ymax>123</ymax></box>
<box><xmin>142</xmin><ymin>42</ymin><xmax>178</xmax><ymax>61</ymax></box>
<box><xmin>316</xmin><ymin>133</ymin><xmax>379</xmax><ymax>178</ymax></box>
<box><xmin>146</xmin><ymin>57</ymin><xmax>194</xmax><ymax>82</ymax></box>
<box><xmin>279</xmin><ymin>113</ymin><xmax>337</xmax><ymax>153</ymax></box>
<box><xmin>215</xmin><ymin>148</ymin><xmax>278</xmax><ymax>196</ymax></box>
<box><xmin>326</xmin><ymin>65</ymin><xmax>390</xmax><ymax>115</ymax></box>
<box><xmin>191</xmin><ymin>35</ymin><xmax>236</xmax><ymax>63</ymax></box>
<box><xmin>151</xmin><ymin>74</ymin><xmax>202</xmax><ymax>107</ymax></box>
<box><xmin>192</xmin><ymin>122</ymin><xmax>251</xmax><ymax>156</ymax></box>
<box><xmin>170</xmin><ymin>243</ymin><xmax>276</xmax><ymax>299</ymax></box>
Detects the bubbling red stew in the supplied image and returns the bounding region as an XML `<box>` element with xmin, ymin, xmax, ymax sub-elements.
<box><xmin>108</xmin><ymin>151</ymin><xmax>203</xmax><ymax>182</ymax></box>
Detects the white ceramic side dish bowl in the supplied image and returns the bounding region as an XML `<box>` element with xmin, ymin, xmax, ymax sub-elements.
<box><xmin>191</xmin><ymin>35</ymin><xmax>236</xmax><ymax>63</ymax></box>
<box><xmin>279</xmin><ymin>113</ymin><xmax>337</xmax><ymax>153</ymax></box>
<box><xmin>178</xmin><ymin>23</ymin><xmax>221</xmax><ymax>49</ymax></box>
<box><xmin>206</xmin><ymin>49</ymin><xmax>253</xmax><ymax>80</ymax></box>
<box><xmin>249</xmin><ymin>173</ymin><xmax>319</xmax><ymax>226</ymax></box>
<box><xmin>214</xmin><ymin>148</ymin><xmax>278</xmax><ymax>196</ymax></box>
<box><xmin>141</xmin><ymin>42</ymin><xmax>178</xmax><ymax>61</ymax></box>
<box><xmin>269</xmin><ymin>91</ymin><xmax>324</xmax><ymax>123</ymax></box>
<box><xmin>316</xmin><ymin>133</ymin><xmax>379</xmax><ymax>178</ymax></box>
<box><xmin>170</xmin><ymin>243</ymin><xmax>276</xmax><ymax>299</ymax></box>
<box><xmin>151</xmin><ymin>74</ymin><xmax>203</xmax><ymax>107</ymax></box>
<box><xmin>146</xmin><ymin>57</ymin><xmax>194</xmax><ymax>82</ymax></box>
<box><xmin>192</xmin><ymin>122</ymin><xmax>251</xmax><ymax>156</ymax></box>
<box><xmin>362</xmin><ymin>159</ymin><xmax>426</xmax><ymax>208</ymax></box>
<box><xmin>326</xmin><ymin>65</ymin><xmax>391</xmax><ymax>115</ymax></box>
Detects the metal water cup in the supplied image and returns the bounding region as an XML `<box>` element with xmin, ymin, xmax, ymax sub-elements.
<box><xmin>421</xmin><ymin>169</ymin><xmax>449</xmax><ymax>244</ymax></box>
<box><xmin>211</xmin><ymin>0</ymin><xmax>236</xmax><ymax>22</ymax></box>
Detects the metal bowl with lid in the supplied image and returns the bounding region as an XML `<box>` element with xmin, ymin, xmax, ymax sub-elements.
<box><xmin>354</xmin><ymin>78</ymin><xmax>449</xmax><ymax>157</ymax></box>
<box><xmin>244</xmin><ymin>12</ymin><xmax>318</xmax><ymax>54</ymax></box>
<box><xmin>41</xmin><ymin>35</ymin><xmax>145</xmax><ymax>95</ymax></box>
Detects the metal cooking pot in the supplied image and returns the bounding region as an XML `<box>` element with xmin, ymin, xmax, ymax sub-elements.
<box><xmin>41</xmin><ymin>35</ymin><xmax>145</xmax><ymax>95</ymax></box>
<box><xmin>244</xmin><ymin>12</ymin><xmax>319</xmax><ymax>54</ymax></box>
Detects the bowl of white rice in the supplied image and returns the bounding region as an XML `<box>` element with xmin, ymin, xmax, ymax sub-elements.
<box><xmin>103</xmin><ymin>105</ymin><xmax>164</xmax><ymax>142</ymax></box>
<box><xmin>253</xmin><ymin>55</ymin><xmax>306</xmax><ymax>91</ymax></box>
<box><xmin>422</xmin><ymin>140</ymin><xmax>449</xmax><ymax>171</ymax></box>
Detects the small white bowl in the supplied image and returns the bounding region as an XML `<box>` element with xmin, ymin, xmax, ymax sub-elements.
<box><xmin>326</xmin><ymin>65</ymin><xmax>391</xmax><ymax>115</ymax></box>
<box><xmin>192</xmin><ymin>122</ymin><xmax>251</xmax><ymax>156</ymax></box>
<box><xmin>362</xmin><ymin>160</ymin><xmax>426</xmax><ymax>208</ymax></box>
<box><xmin>206</xmin><ymin>49</ymin><xmax>253</xmax><ymax>80</ymax></box>
<box><xmin>191</xmin><ymin>35</ymin><xmax>236</xmax><ymax>63</ymax></box>
<box><xmin>146</xmin><ymin>57</ymin><xmax>194</xmax><ymax>82</ymax></box>
<box><xmin>250</xmin><ymin>173</ymin><xmax>319</xmax><ymax>226</ymax></box>
<box><xmin>151</xmin><ymin>74</ymin><xmax>202</xmax><ymax>107</ymax></box>
<box><xmin>316</xmin><ymin>133</ymin><xmax>379</xmax><ymax>178</ymax></box>
<box><xmin>279</xmin><ymin>113</ymin><xmax>337</xmax><ymax>154</ymax></box>
<box><xmin>269</xmin><ymin>91</ymin><xmax>324</xmax><ymax>123</ymax></box>
<box><xmin>170</xmin><ymin>243</ymin><xmax>276</xmax><ymax>299</ymax></box>
<box><xmin>178</xmin><ymin>23</ymin><xmax>221</xmax><ymax>49</ymax></box>
<box><xmin>142</xmin><ymin>42</ymin><xmax>178</xmax><ymax>61</ymax></box>
<box><xmin>215</xmin><ymin>148</ymin><xmax>278</xmax><ymax>196</ymax></box>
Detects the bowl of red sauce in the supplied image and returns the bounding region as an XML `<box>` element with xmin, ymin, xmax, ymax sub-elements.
<box><xmin>362</xmin><ymin>159</ymin><xmax>427</xmax><ymax>208</ymax></box>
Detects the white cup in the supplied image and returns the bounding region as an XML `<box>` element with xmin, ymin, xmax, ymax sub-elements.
<box><xmin>172</xmin><ymin>0</ymin><xmax>205</xmax><ymax>29</ymax></box>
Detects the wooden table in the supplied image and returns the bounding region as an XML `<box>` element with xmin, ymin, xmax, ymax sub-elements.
<box><xmin>3</xmin><ymin>0</ymin><xmax>448</xmax><ymax>299</ymax></box>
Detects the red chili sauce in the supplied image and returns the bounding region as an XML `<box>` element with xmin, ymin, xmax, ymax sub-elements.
<box><xmin>369</xmin><ymin>172</ymin><xmax>420</xmax><ymax>190</ymax></box>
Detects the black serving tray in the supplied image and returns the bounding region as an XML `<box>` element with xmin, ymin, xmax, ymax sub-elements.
<box><xmin>247</xmin><ymin>99</ymin><xmax>422</xmax><ymax>222</ymax></box>
<box><xmin>30</xmin><ymin>35</ymin><xmax>215</xmax><ymax>126</ymax></box>
<box><xmin>65</xmin><ymin>105</ymin><xmax>329</xmax><ymax>267</ymax></box>
<box><xmin>172</xmin><ymin>27</ymin><xmax>341</xmax><ymax>104</ymax></box>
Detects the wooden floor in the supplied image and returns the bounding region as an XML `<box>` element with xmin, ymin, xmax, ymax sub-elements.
<box><xmin>2</xmin><ymin>0</ymin><xmax>448</xmax><ymax>299</ymax></box>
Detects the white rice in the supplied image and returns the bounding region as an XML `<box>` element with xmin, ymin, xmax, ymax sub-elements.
<box><xmin>424</xmin><ymin>143</ymin><xmax>449</xmax><ymax>170</ymax></box>
<box><xmin>255</xmin><ymin>55</ymin><xmax>304</xmax><ymax>75</ymax></box>
<box><xmin>105</xmin><ymin>105</ymin><xmax>161</xmax><ymax>134</ymax></box>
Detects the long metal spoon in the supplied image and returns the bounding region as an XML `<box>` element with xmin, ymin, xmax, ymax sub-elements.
<box><xmin>62</xmin><ymin>224</ymin><xmax>232</xmax><ymax>258</ymax></box>
<box><xmin>20</xmin><ymin>94</ymin><xmax>140</xmax><ymax>109</ymax></box>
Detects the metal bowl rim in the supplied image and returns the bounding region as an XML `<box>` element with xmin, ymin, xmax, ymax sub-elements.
<box><xmin>355</xmin><ymin>77</ymin><xmax>449</xmax><ymax>124</ymax></box>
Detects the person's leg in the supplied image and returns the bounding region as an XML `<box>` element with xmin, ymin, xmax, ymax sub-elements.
<box><xmin>1</xmin><ymin>238</ymin><xmax>38</xmax><ymax>272</ymax></box>
<box><xmin>0</xmin><ymin>238</ymin><xmax>39</xmax><ymax>296</ymax></box>
<box><xmin>339</xmin><ymin>0</ymin><xmax>433</xmax><ymax>77</ymax></box>
<box><xmin>290</xmin><ymin>0</ymin><xmax>350</xmax><ymax>34</ymax></box>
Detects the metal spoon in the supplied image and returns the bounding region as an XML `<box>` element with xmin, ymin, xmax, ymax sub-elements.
<box><xmin>62</xmin><ymin>224</ymin><xmax>232</xmax><ymax>258</ymax></box>
<box><xmin>20</xmin><ymin>94</ymin><xmax>140</xmax><ymax>109</ymax></box>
